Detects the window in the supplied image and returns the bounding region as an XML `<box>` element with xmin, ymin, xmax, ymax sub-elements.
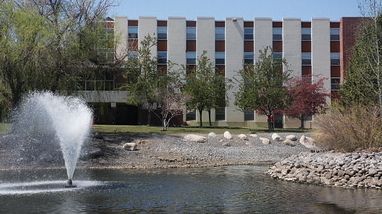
<box><xmin>331</xmin><ymin>77</ymin><xmax>340</xmax><ymax>91</ymax></box>
<box><xmin>273</xmin><ymin>28</ymin><xmax>282</xmax><ymax>41</ymax></box>
<box><xmin>244</xmin><ymin>27</ymin><xmax>253</xmax><ymax>40</ymax></box>
<box><xmin>186</xmin><ymin>109</ymin><xmax>196</xmax><ymax>121</ymax></box>
<box><xmin>128</xmin><ymin>51</ymin><xmax>138</xmax><ymax>59</ymax></box>
<box><xmin>215</xmin><ymin>52</ymin><xmax>225</xmax><ymax>65</ymax></box>
<box><xmin>215</xmin><ymin>107</ymin><xmax>225</xmax><ymax>120</ymax></box>
<box><xmin>157</xmin><ymin>52</ymin><xmax>167</xmax><ymax>64</ymax></box>
<box><xmin>302</xmin><ymin>53</ymin><xmax>311</xmax><ymax>65</ymax></box>
<box><xmin>186</xmin><ymin>27</ymin><xmax>196</xmax><ymax>40</ymax></box>
<box><xmin>301</xmin><ymin>28</ymin><xmax>311</xmax><ymax>41</ymax></box>
<box><xmin>157</xmin><ymin>26</ymin><xmax>167</xmax><ymax>40</ymax></box>
<box><xmin>331</xmin><ymin>53</ymin><xmax>340</xmax><ymax>65</ymax></box>
<box><xmin>330</xmin><ymin>28</ymin><xmax>340</xmax><ymax>41</ymax></box>
<box><xmin>128</xmin><ymin>26</ymin><xmax>138</xmax><ymax>39</ymax></box>
<box><xmin>244</xmin><ymin>109</ymin><xmax>254</xmax><ymax>121</ymax></box>
<box><xmin>215</xmin><ymin>27</ymin><xmax>225</xmax><ymax>40</ymax></box>
<box><xmin>273</xmin><ymin>52</ymin><xmax>282</xmax><ymax>59</ymax></box>
<box><xmin>244</xmin><ymin>52</ymin><xmax>254</xmax><ymax>64</ymax></box>
<box><xmin>186</xmin><ymin>52</ymin><xmax>196</xmax><ymax>65</ymax></box>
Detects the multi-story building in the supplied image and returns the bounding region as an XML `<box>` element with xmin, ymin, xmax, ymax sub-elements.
<box><xmin>82</xmin><ymin>16</ymin><xmax>363</xmax><ymax>128</ymax></box>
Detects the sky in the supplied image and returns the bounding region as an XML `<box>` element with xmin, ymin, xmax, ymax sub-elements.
<box><xmin>108</xmin><ymin>0</ymin><xmax>362</xmax><ymax>22</ymax></box>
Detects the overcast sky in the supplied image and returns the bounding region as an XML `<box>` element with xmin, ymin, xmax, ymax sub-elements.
<box><xmin>108</xmin><ymin>0</ymin><xmax>362</xmax><ymax>21</ymax></box>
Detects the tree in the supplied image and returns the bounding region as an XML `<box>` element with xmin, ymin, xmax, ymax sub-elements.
<box><xmin>123</xmin><ymin>34</ymin><xmax>163</xmax><ymax>125</ymax></box>
<box><xmin>0</xmin><ymin>0</ymin><xmax>117</xmax><ymax>109</ymax></box>
<box><xmin>152</xmin><ymin>65</ymin><xmax>191</xmax><ymax>130</ymax></box>
<box><xmin>284</xmin><ymin>75</ymin><xmax>330</xmax><ymax>129</ymax></box>
<box><xmin>0</xmin><ymin>0</ymin><xmax>47</xmax><ymax>108</ymax></box>
<box><xmin>183</xmin><ymin>51</ymin><xmax>232</xmax><ymax>127</ymax></box>
<box><xmin>234</xmin><ymin>46</ymin><xmax>291</xmax><ymax>131</ymax></box>
<box><xmin>340</xmin><ymin>1</ymin><xmax>382</xmax><ymax>111</ymax></box>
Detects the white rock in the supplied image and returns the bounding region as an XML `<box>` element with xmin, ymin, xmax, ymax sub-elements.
<box><xmin>238</xmin><ymin>134</ymin><xmax>248</xmax><ymax>140</ymax></box>
<box><xmin>208</xmin><ymin>132</ymin><xmax>217</xmax><ymax>138</ymax></box>
<box><xmin>286</xmin><ymin>135</ymin><xmax>298</xmax><ymax>141</ymax></box>
<box><xmin>272</xmin><ymin>133</ymin><xmax>283</xmax><ymax>141</ymax></box>
<box><xmin>299</xmin><ymin>135</ymin><xmax>319</xmax><ymax>150</ymax></box>
<box><xmin>184</xmin><ymin>134</ymin><xmax>207</xmax><ymax>143</ymax></box>
<box><xmin>224</xmin><ymin>131</ymin><xmax>233</xmax><ymax>140</ymax></box>
<box><xmin>283</xmin><ymin>139</ymin><xmax>296</xmax><ymax>147</ymax></box>
<box><xmin>122</xmin><ymin>143</ymin><xmax>137</xmax><ymax>151</ymax></box>
<box><xmin>249</xmin><ymin>134</ymin><xmax>258</xmax><ymax>138</ymax></box>
<box><xmin>260</xmin><ymin>137</ymin><xmax>271</xmax><ymax>145</ymax></box>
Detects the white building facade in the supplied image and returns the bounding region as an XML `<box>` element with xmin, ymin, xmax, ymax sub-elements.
<box><xmin>95</xmin><ymin>16</ymin><xmax>343</xmax><ymax>128</ymax></box>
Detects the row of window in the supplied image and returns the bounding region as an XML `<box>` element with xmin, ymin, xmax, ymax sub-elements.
<box><xmin>155</xmin><ymin>51</ymin><xmax>341</xmax><ymax>66</ymax></box>
<box><xmin>127</xmin><ymin>26</ymin><xmax>341</xmax><ymax>42</ymax></box>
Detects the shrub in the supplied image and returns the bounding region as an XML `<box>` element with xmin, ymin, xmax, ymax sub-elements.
<box><xmin>314</xmin><ymin>103</ymin><xmax>382</xmax><ymax>152</ymax></box>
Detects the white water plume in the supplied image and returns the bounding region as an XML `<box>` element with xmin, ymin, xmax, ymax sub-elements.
<box><xmin>14</xmin><ymin>91</ymin><xmax>92</xmax><ymax>181</ymax></box>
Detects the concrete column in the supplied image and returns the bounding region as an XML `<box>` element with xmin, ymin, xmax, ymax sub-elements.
<box><xmin>225</xmin><ymin>17</ymin><xmax>244</xmax><ymax>123</ymax></box>
<box><xmin>283</xmin><ymin>18</ymin><xmax>301</xmax><ymax>77</ymax></box>
<box><xmin>138</xmin><ymin>16</ymin><xmax>157</xmax><ymax>56</ymax></box>
<box><xmin>254</xmin><ymin>18</ymin><xmax>272</xmax><ymax>60</ymax></box>
<box><xmin>195</xmin><ymin>17</ymin><xmax>215</xmax><ymax>123</ymax></box>
<box><xmin>196</xmin><ymin>17</ymin><xmax>215</xmax><ymax>61</ymax></box>
<box><xmin>312</xmin><ymin>18</ymin><xmax>331</xmax><ymax>98</ymax></box>
<box><xmin>114</xmin><ymin>16</ymin><xmax>128</xmax><ymax>61</ymax></box>
<box><xmin>168</xmin><ymin>17</ymin><xmax>186</xmax><ymax>73</ymax></box>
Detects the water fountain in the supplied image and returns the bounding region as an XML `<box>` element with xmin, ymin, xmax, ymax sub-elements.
<box><xmin>8</xmin><ymin>91</ymin><xmax>93</xmax><ymax>188</ymax></box>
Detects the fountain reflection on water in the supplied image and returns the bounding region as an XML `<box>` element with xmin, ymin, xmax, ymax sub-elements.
<box><xmin>7</xmin><ymin>91</ymin><xmax>92</xmax><ymax>188</ymax></box>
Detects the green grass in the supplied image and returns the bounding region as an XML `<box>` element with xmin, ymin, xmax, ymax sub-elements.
<box><xmin>0</xmin><ymin>123</ymin><xmax>309</xmax><ymax>136</ymax></box>
<box><xmin>92</xmin><ymin>124</ymin><xmax>308</xmax><ymax>136</ymax></box>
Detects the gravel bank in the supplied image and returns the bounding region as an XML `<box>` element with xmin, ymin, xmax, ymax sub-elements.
<box><xmin>77</xmin><ymin>132</ymin><xmax>311</xmax><ymax>169</ymax></box>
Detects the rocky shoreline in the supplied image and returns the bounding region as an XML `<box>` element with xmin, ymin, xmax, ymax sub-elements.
<box><xmin>3</xmin><ymin>131</ymin><xmax>382</xmax><ymax>189</ymax></box>
<box><xmin>266</xmin><ymin>151</ymin><xmax>382</xmax><ymax>189</ymax></box>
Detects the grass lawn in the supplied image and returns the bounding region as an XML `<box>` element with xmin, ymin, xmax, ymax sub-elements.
<box><xmin>0</xmin><ymin>123</ymin><xmax>309</xmax><ymax>136</ymax></box>
<box><xmin>92</xmin><ymin>124</ymin><xmax>309</xmax><ymax>136</ymax></box>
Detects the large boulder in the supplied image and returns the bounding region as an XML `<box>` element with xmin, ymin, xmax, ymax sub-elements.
<box><xmin>272</xmin><ymin>133</ymin><xmax>283</xmax><ymax>141</ymax></box>
<box><xmin>224</xmin><ymin>131</ymin><xmax>233</xmax><ymax>140</ymax></box>
<box><xmin>238</xmin><ymin>134</ymin><xmax>248</xmax><ymax>140</ymax></box>
<box><xmin>249</xmin><ymin>134</ymin><xmax>258</xmax><ymax>138</ymax></box>
<box><xmin>123</xmin><ymin>142</ymin><xmax>137</xmax><ymax>151</ymax></box>
<box><xmin>299</xmin><ymin>135</ymin><xmax>320</xmax><ymax>150</ymax></box>
<box><xmin>283</xmin><ymin>139</ymin><xmax>296</xmax><ymax>147</ymax></box>
<box><xmin>260</xmin><ymin>137</ymin><xmax>271</xmax><ymax>145</ymax></box>
<box><xmin>184</xmin><ymin>134</ymin><xmax>207</xmax><ymax>143</ymax></box>
<box><xmin>286</xmin><ymin>135</ymin><xmax>298</xmax><ymax>141</ymax></box>
<box><xmin>208</xmin><ymin>132</ymin><xmax>217</xmax><ymax>138</ymax></box>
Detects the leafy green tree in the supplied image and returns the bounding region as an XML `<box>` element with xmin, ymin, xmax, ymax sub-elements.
<box><xmin>341</xmin><ymin>1</ymin><xmax>382</xmax><ymax>112</ymax></box>
<box><xmin>0</xmin><ymin>0</ymin><xmax>116</xmax><ymax>109</ymax></box>
<box><xmin>234</xmin><ymin>46</ymin><xmax>291</xmax><ymax>131</ymax></box>
<box><xmin>122</xmin><ymin>34</ymin><xmax>162</xmax><ymax>125</ymax></box>
<box><xmin>0</xmin><ymin>0</ymin><xmax>47</xmax><ymax>107</ymax></box>
<box><xmin>183</xmin><ymin>51</ymin><xmax>232</xmax><ymax>127</ymax></box>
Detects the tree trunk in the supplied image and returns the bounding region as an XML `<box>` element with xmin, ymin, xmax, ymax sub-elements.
<box><xmin>208</xmin><ymin>109</ymin><xmax>212</xmax><ymax>127</ymax></box>
<box><xmin>300</xmin><ymin>115</ymin><xmax>305</xmax><ymax>129</ymax></box>
<box><xmin>198</xmin><ymin>108</ymin><xmax>203</xmax><ymax>127</ymax></box>
<box><xmin>267</xmin><ymin>115</ymin><xmax>272</xmax><ymax>131</ymax></box>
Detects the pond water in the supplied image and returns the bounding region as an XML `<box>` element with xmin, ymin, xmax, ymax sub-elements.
<box><xmin>1</xmin><ymin>165</ymin><xmax>382</xmax><ymax>213</ymax></box>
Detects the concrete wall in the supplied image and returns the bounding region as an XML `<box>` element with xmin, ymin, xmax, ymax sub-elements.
<box><xmin>283</xmin><ymin>18</ymin><xmax>301</xmax><ymax>77</ymax></box>
<box><xmin>195</xmin><ymin>17</ymin><xmax>215</xmax><ymax>123</ymax></box>
<box><xmin>138</xmin><ymin>16</ymin><xmax>157</xmax><ymax>56</ymax></box>
<box><xmin>312</xmin><ymin>18</ymin><xmax>331</xmax><ymax>99</ymax></box>
<box><xmin>168</xmin><ymin>17</ymin><xmax>186</xmax><ymax>74</ymax></box>
<box><xmin>225</xmin><ymin>17</ymin><xmax>244</xmax><ymax>124</ymax></box>
<box><xmin>114</xmin><ymin>16</ymin><xmax>128</xmax><ymax>61</ymax></box>
<box><xmin>254</xmin><ymin>18</ymin><xmax>273</xmax><ymax>60</ymax></box>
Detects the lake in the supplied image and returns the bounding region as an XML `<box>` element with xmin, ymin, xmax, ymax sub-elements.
<box><xmin>1</xmin><ymin>165</ymin><xmax>381</xmax><ymax>213</ymax></box>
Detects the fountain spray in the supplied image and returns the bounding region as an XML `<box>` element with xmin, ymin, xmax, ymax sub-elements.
<box><xmin>14</xmin><ymin>92</ymin><xmax>92</xmax><ymax>188</ymax></box>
